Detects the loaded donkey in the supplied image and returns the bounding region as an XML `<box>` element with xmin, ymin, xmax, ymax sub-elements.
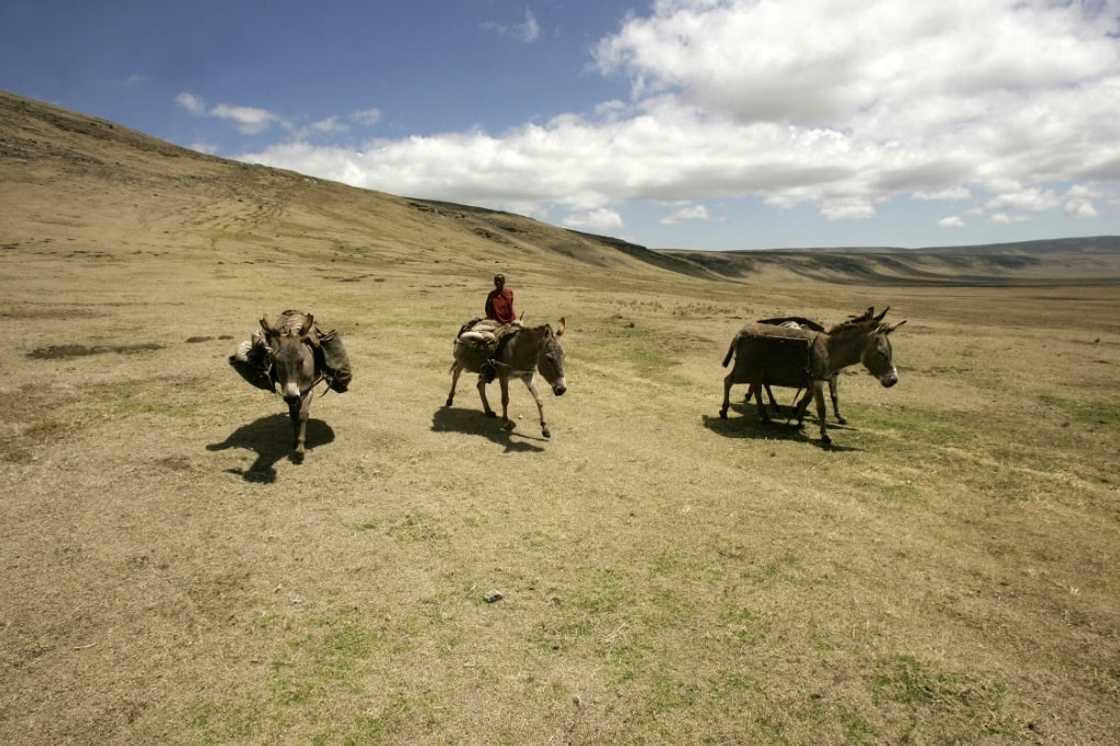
<box><xmin>720</xmin><ymin>307</ymin><xmax>906</xmax><ymax>444</ymax></box>
<box><xmin>446</xmin><ymin>317</ymin><xmax>568</xmax><ymax>438</ymax></box>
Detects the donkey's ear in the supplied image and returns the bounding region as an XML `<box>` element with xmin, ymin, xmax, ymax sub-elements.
<box><xmin>260</xmin><ymin>315</ymin><xmax>275</xmax><ymax>336</ymax></box>
<box><xmin>298</xmin><ymin>313</ymin><xmax>315</xmax><ymax>336</ymax></box>
<box><xmin>873</xmin><ymin>306</ymin><xmax>891</xmax><ymax>323</ymax></box>
<box><xmin>556</xmin><ymin>317</ymin><xmax>566</xmax><ymax>337</ymax></box>
<box><xmin>883</xmin><ymin>319</ymin><xmax>907</xmax><ymax>334</ymax></box>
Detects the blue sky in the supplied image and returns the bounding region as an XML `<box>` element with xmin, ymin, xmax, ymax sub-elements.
<box><xmin>3</xmin><ymin>0</ymin><xmax>1120</xmax><ymax>250</ymax></box>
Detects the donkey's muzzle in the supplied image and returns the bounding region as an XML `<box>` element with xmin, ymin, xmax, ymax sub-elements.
<box><xmin>552</xmin><ymin>381</ymin><xmax>567</xmax><ymax>397</ymax></box>
<box><xmin>880</xmin><ymin>369</ymin><xmax>898</xmax><ymax>388</ymax></box>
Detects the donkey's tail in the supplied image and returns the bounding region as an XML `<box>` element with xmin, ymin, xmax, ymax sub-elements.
<box><xmin>721</xmin><ymin>335</ymin><xmax>738</xmax><ymax>368</ymax></box>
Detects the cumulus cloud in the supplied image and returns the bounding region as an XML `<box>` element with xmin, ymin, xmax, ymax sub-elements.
<box><xmin>661</xmin><ymin>204</ymin><xmax>710</xmax><ymax>224</ymax></box>
<box><xmin>176</xmin><ymin>92</ymin><xmax>284</xmax><ymax>134</ymax></box>
<box><xmin>210</xmin><ymin>103</ymin><xmax>282</xmax><ymax>135</ymax></box>
<box><xmin>563</xmin><ymin>208</ymin><xmax>623</xmax><ymax>230</ymax></box>
<box><xmin>482</xmin><ymin>8</ymin><xmax>541</xmax><ymax>43</ymax></box>
<box><xmin>939</xmin><ymin>216</ymin><xmax>965</xmax><ymax>228</ymax></box>
<box><xmin>1065</xmin><ymin>199</ymin><xmax>1098</xmax><ymax>218</ymax></box>
<box><xmin>990</xmin><ymin>212</ymin><xmax>1029</xmax><ymax>224</ymax></box>
<box><xmin>175</xmin><ymin>92</ymin><xmax>206</xmax><ymax>115</ymax></box>
<box><xmin>236</xmin><ymin>1</ymin><xmax>1120</xmax><ymax>222</ymax></box>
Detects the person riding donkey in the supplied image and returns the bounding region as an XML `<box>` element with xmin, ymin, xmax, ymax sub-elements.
<box><xmin>476</xmin><ymin>273</ymin><xmax>520</xmax><ymax>382</ymax></box>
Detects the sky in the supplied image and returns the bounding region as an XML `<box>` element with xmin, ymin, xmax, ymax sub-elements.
<box><xmin>3</xmin><ymin>0</ymin><xmax>1120</xmax><ymax>251</ymax></box>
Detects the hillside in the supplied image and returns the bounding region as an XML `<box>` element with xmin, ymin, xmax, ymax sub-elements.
<box><xmin>0</xmin><ymin>90</ymin><xmax>706</xmax><ymax>286</ymax></box>
<box><xmin>2</xmin><ymin>92</ymin><xmax>1119</xmax><ymax>745</ymax></box>
<box><xmin>664</xmin><ymin>236</ymin><xmax>1120</xmax><ymax>286</ymax></box>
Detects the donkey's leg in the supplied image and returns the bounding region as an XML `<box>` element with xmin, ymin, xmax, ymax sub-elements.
<box><xmin>499</xmin><ymin>375</ymin><xmax>514</xmax><ymax>430</ymax></box>
<box><xmin>829</xmin><ymin>374</ymin><xmax>846</xmax><ymax>424</ymax></box>
<box><xmin>288</xmin><ymin>396</ymin><xmax>309</xmax><ymax>460</ymax></box>
<box><xmin>754</xmin><ymin>381</ymin><xmax>771</xmax><ymax>424</ymax></box>
<box><xmin>477</xmin><ymin>375</ymin><xmax>496</xmax><ymax>417</ymax></box>
<box><xmin>524</xmin><ymin>374</ymin><xmax>549</xmax><ymax>438</ymax></box>
<box><xmin>764</xmin><ymin>384</ymin><xmax>779</xmax><ymax>410</ymax></box>
<box><xmin>794</xmin><ymin>388</ymin><xmax>814</xmax><ymax>428</ymax></box>
<box><xmin>814</xmin><ymin>381</ymin><xmax>831</xmax><ymax>445</ymax></box>
<box><xmin>446</xmin><ymin>363</ymin><xmax>462</xmax><ymax>407</ymax></box>
<box><xmin>720</xmin><ymin>373</ymin><xmax>735</xmax><ymax>418</ymax></box>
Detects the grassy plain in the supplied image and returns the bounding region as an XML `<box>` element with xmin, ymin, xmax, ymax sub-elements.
<box><xmin>2</xmin><ymin>92</ymin><xmax>1118</xmax><ymax>744</ymax></box>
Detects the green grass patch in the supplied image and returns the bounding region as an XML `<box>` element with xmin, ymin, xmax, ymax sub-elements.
<box><xmin>1038</xmin><ymin>394</ymin><xmax>1120</xmax><ymax>427</ymax></box>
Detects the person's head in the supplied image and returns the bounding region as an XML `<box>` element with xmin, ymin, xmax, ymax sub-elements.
<box><xmin>493</xmin><ymin>273</ymin><xmax>506</xmax><ymax>290</ymax></box>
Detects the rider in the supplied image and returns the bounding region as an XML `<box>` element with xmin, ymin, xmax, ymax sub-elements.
<box><xmin>485</xmin><ymin>273</ymin><xmax>517</xmax><ymax>324</ymax></box>
<box><xmin>481</xmin><ymin>274</ymin><xmax>517</xmax><ymax>382</ymax></box>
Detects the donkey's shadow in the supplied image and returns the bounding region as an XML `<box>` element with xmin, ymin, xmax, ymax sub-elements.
<box><xmin>207</xmin><ymin>414</ymin><xmax>335</xmax><ymax>483</ymax></box>
<box><xmin>702</xmin><ymin>403</ymin><xmax>862</xmax><ymax>452</ymax></box>
<box><xmin>432</xmin><ymin>407</ymin><xmax>546</xmax><ymax>453</ymax></box>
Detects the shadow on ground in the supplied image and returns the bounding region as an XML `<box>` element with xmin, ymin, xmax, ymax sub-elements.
<box><xmin>432</xmin><ymin>406</ymin><xmax>546</xmax><ymax>453</ymax></box>
<box><xmin>207</xmin><ymin>413</ymin><xmax>336</xmax><ymax>483</ymax></box>
<box><xmin>702</xmin><ymin>403</ymin><xmax>862</xmax><ymax>452</ymax></box>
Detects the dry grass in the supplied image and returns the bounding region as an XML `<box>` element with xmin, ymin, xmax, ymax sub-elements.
<box><xmin>1</xmin><ymin>91</ymin><xmax>1119</xmax><ymax>744</ymax></box>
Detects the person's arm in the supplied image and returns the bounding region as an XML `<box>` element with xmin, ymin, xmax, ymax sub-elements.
<box><xmin>485</xmin><ymin>291</ymin><xmax>494</xmax><ymax>319</ymax></box>
<box><xmin>509</xmin><ymin>290</ymin><xmax>516</xmax><ymax>320</ymax></box>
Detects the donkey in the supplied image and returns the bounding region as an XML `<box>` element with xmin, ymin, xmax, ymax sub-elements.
<box><xmin>746</xmin><ymin>316</ymin><xmax>844</xmax><ymax>423</ymax></box>
<box><xmin>259</xmin><ymin>311</ymin><xmax>322</xmax><ymax>460</ymax></box>
<box><xmin>720</xmin><ymin>307</ymin><xmax>906</xmax><ymax>444</ymax></box>
<box><xmin>446</xmin><ymin>318</ymin><xmax>568</xmax><ymax>438</ymax></box>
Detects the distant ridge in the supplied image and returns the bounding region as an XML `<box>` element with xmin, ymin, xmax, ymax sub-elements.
<box><xmin>2</xmin><ymin>89</ymin><xmax>1117</xmax><ymax>287</ymax></box>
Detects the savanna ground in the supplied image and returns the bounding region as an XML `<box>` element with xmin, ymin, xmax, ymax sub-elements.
<box><xmin>2</xmin><ymin>94</ymin><xmax>1119</xmax><ymax>744</ymax></box>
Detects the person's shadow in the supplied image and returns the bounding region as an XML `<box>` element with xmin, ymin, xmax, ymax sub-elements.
<box><xmin>702</xmin><ymin>402</ymin><xmax>862</xmax><ymax>452</ymax></box>
<box><xmin>432</xmin><ymin>407</ymin><xmax>546</xmax><ymax>453</ymax></box>
<box><xmin>207</xmin><ymin>414</ymin><xmax>336</xmax><ymax>482</ymax></box>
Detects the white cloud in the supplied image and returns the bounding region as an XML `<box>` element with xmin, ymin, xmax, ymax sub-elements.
<box><xmin>913</xmin><ymin>187</ymin><xmax>972</xmax><ymax>201</ymax></box>
<box><xmin>939</xmin><ymin>216</ymin><xmax>965</xmax><ymax>228</ymax></box>
<box><xmin>661</xmin><ymin>203</ymin><xmax>710</xmax><ymax>224</ymax></box>
<box><xmin>351</xmin><ymin>108</ymin><xmax>382</xmax><ymax>126</ymax></box>
<box><xmin>210</xmin><ymin>103</ymin><xmax>282</xmax><ymax>135</ymax></box>
<box><xmin>482</xmin><ymin>8</ymin><xmax>541</xmax><ymax>43</ymax></box>
<box><xmin>563</xmin><ymin>208</ymin><xmax>623</xmax><ymax>230</ymax></box>
<box><xmin>1065</xmin><ymin>199</ymin><xmax>1098</xmax><ymax>218</ymax></box>
<box><xmin>990</xmin><ymin>212</ymin><xmax>1029</xmax><ymax>224</ymax></box>
<box><xmin>176</xmin><ymin>92</ymin><xmax>284</xmax><ymax>134</ymax></box>
<box><xmin>236</xmin><ymin>1</ymin><xmax>1120</xmax><ymax>222</ymax></box>
<box><xmin>310</xmin><ymin>116</ymin><xmax>349</xmax><ymax>134</ymax></box>
<box><xmin>175</xmin><ymin>92</ymin><xmax>206</xmax><ymax>115</ymax></box>
<box><xmin>189</xmin><ymin>142</ymin><xmax>218</xmax><ymax>155</ymax></box>
<box><xmin>985</xmin><ymin>188</ymin><xmax>1061</xmax><ymax>212</ymax></box>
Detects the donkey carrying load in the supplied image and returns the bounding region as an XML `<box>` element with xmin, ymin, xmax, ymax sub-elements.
<box><xmin>446</xmin><ymin>317</ymin><xmax>568</xmax><ymax>438</ymax></box>
<box><xmin>719</xmin><ymin>307</ymin><xmax>906</xmax><ymax>445</ymax></box>
<box><xmin>747</xmin><ymin>316</ymin><xmax>845</xmax><ymax>424</ymax></box>
<box><xmin>229</xmin><ymin>310</ymin><xmax>351</xmax><ymax>460</ymax></box>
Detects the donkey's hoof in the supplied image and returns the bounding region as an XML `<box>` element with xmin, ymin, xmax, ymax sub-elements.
<box><xmin>445</xmin><ymin>398</ymin><xmax>453</xmax><ymax>408</ymax></box>
<box><xmin>719</xmin><ymin>407</ymin><xmax>728</xmax><ymax>419</ymax></box>
<box><xmin>836</xmin><ymin>417</ymin><xmax>848</xmax><ymax>425</ymax></box>
<box><xmin>820</xmin><ymin>434</ymin><xmax>832</xmax><ymax>447</ymax></box>
<box><xmin>484</xmin><ymin>410</ymin><xmax>497</xmax><ymax>418</ymax></box>
<box><xmin>502</xmin><ymin>420</ymin><xmax>516</xmax><ymax>431</ymax></box>
<box><xmin>542</xmin><ymin>427</ymin><xmax>551</xmax><ymax>439</ymax></box>
<box><xmin>291</xmin><ymin>449</ymin><xmax>305</xmax><ymax>464</ymax></box>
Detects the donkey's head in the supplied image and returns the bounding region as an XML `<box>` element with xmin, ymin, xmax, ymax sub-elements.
<box><xmin>859</xmin><ymin>307</ymin><xmax>907</xmax><ymax>388</ymax></box>
<box><xmin>536</xmin><ymin>317</ymin><xmax>567</xmax><ymax>396</ymax></box>
<box><xmin>260</xmin><ymin>313</ymin><xmax>318</xmax><ymax>402</ymax></box>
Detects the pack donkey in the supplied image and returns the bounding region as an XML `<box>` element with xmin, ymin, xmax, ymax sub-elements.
<box><xmin>746</xmin><ymin>316</ymin><xmax>844</xmax><ymax>423</ymax></box>
<box><xmin>720</xmin><ymin>307</ymin><xmax>906</xmax><ymax>444</ymax></box>
<box><xmin>446</xmin><ymin>318</ymin><xmax>568</xmax><ymax>438</ymax></box>
<box><xmin>258</xmin><ymin>311</ymin><xmax>326</xmax><ymax>460</ymax></box>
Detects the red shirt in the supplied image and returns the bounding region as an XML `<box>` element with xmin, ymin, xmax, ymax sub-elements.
<box><xmin>485</xmin><ymin>288</ymin><xmax>516</xmax><ymax>323</ymax></box>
